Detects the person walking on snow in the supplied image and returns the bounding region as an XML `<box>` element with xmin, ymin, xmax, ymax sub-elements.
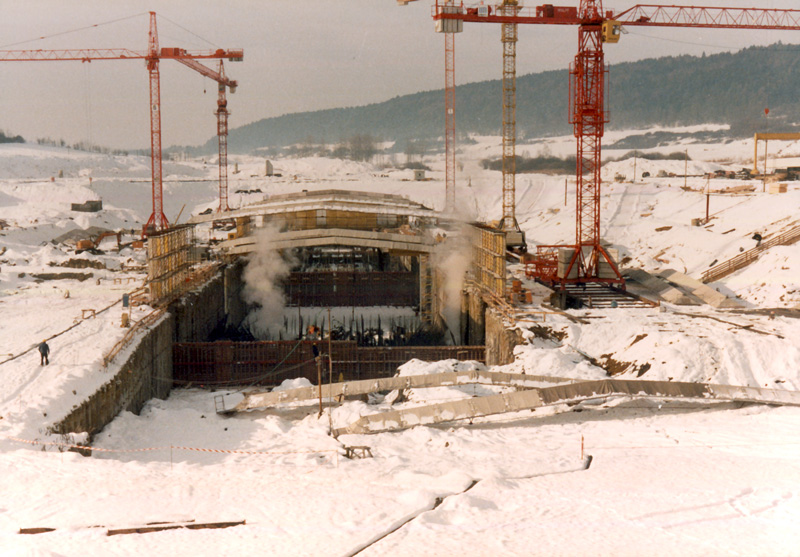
<box><xmin>38</xmin><ymin>340</ymin><xmax>50</xmax><ymax>366</ymax></box>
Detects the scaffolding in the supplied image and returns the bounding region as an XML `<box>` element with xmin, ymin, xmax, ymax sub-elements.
<box><xmin>146</xmin><ymin>225</ymin><xmax>195</xmax><ymax>303</ymax></box>
<box><xmin>470</xmin><ymin>224</ymin><xmax>507</xmax><ymax>299</ymax></box>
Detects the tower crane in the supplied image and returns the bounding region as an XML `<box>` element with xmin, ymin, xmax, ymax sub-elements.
<box><xmin>170</xmin><ymin>57</ymin><xmax>237</xmax><ymax>213</ymax></box>
<box><xmin>0</xmin><ymin>12</ymin><xmax>242</xmax><ymax>233</ymax></box>
<box><xmin>421</xmin><ymin>0</ymin><xmax>800</xmax><ymax>288</ymax></box>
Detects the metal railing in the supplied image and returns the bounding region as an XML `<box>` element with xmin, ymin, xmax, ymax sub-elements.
<box><xmin>701</xmin><ymin>224</ymin><xmax>800</xmax><ymax>283</ymax></box>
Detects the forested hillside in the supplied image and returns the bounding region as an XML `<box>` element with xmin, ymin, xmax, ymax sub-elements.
<box><xmin>182</xmin><ymin>43</ymin><xmax>800</xmax><ymax>155</ymax></box>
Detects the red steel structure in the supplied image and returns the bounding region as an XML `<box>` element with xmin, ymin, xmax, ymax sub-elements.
<box><xmin>170</xmin><ymin>57</ymin><xmax>238</xmax><ymax>213</ymax></box>
<box><xmin>429</xmin><ymin>0</ymin><xmax>800</xmax><ymax>287</ymax></box>
<box><xmin>500</xmin><ymin>0</ymin><xmax>519</xmax><ymax>231</ymax></box>
<box><xmin>445</xmin><ymin>30</ymin><xmax>457</xmax><ymax>213</ymax></box>
<box><xmin>0</xmin><ymin>12</ymin><xmax>242</xmax><ymax>232</ymax></box>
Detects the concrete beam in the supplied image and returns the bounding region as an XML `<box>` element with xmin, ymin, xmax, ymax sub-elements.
<box><xmin>225</xmin><ymin>370</ymin><xmax>578</xmax><ymax>413</ymax></box>
<box><xmin>333</xmin><ymin>379</ymin><xmax>800</xmax><ymax>435</ymax></box>
<box><xmin>626</xmin><ymin>268</ymin><xmax>702</xmax><ymax>306</ymax></box>
<box><xmin>221</xmin><ymin>227</ymin><xmax>436</xmax><ymax>255</ymax></box>
<box><xmin>188</xmin><ymin>192</ymin><xmax>439</xmax><ymax>226</ymax></box>
<box><xmin>658</xmin><ymin>269</ymin><xmax>744</xmax><ymax>308</ymax></box>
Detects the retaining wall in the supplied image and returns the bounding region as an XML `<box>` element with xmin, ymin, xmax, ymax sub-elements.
<box><xmin>460</xmin><ymin>289</ymin><xmax>522</xmax><ymax>367</ymax></box>
<box><xmin>50</xmin><ymin>268</ymin><xmax>233</xmax><ymax>440</ymax></box>
<box><xmin>485</xmin><ymin>308</ymin><xmax>523</xmax><ymax>366</ymax></box>
<box><xmin>50</xmin><ymin>313</ymin><xmax>174</xmax><ymax>438</ymax></box>
<box><xmin>172</xmin><ymin>272</ymin><xmax>227</xmax><ymax>342</ymax></box>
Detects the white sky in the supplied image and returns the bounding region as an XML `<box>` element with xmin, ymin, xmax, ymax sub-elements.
<box><xmin>0</xmin><ymin>0</ymin><xmax>796</xmax><ymax>150</ymax></box>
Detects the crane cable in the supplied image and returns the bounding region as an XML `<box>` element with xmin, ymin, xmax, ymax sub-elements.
<box><xmin>0</xmin><ymin>13</ymin><xmax>148</xmax><ymax>49</ymax></box>
<box><xmin>157</xmin><ymin>14</ymin><xmax>219</xmax><ymax>48</ymax></box>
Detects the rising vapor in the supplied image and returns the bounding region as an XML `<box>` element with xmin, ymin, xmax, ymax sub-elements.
<box><xmin>432</xmin><ymin>229</ymin><xmax>471</xmax><ymax>344</ymax></box>
<box><xmin>241</xmin><ymin>225</ymin><xmax>294</xmax><ymax>339</ymax></box>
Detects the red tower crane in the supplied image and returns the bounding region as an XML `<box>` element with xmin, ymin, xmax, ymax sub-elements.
<box><xmin>170</xmin><ymin>57</ymin><xmax>237</xmax><ymax>213</ymax></box>
<box><xmin>0</xmin><ymin>12</ymin><xmax>242</xmax><ymax>232</ymax></box>
<box><xmin>428</xmin><ymin>1</ymin><xmax>800</xmax><ymax>288</ymax></box>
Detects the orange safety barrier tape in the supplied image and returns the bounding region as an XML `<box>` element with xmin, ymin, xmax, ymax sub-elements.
<box><xmin>4</xmin><ymin>435</ymin><xmax>337</xmax><ymax>457</ymax></box>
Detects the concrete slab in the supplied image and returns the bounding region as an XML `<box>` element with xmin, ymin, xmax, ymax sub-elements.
<box><xmin>658</xmin><ymin>269</ymin><xmax>745</xmax><ymax>308</ymax></box>
<box><xmin>626</xmin><ymin>268</ymin><xmax>703</xmax><ymax>306</ymax></box>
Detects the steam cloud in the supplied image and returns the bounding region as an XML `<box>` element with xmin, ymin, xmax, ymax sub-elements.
<box><xmin>432</xmin><ymin>229</ymin><xmax>471</xmax><ymax>344</ymax></box>
<box><xmin>241</xmin><ymin>225</ymin><xmax>294</xmax><ymax>339</ymax></box>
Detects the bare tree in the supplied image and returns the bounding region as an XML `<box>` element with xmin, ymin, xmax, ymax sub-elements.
<box><xmin>347</xmin><ymin>134</ymin><xmax>377</xmax><ymax>162</ymax></box>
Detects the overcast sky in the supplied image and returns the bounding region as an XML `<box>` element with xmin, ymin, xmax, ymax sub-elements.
<box><xmin>0</xmin><ymin>0</ymin><xmax>795</xmax><ymax>150</ymax></box>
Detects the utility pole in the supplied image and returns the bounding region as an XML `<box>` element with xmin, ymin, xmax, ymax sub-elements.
<box><xmin>684</xmin><ymin>149</ymin><xmax>688</xmax><ymax>189</ymax></box>
<box><xmin>328</xmin><ymin>307</ymin><xmax>334</xmax><ymax>434</ymax></box>
<box><xmin>328</xmin><ymin>308</ymin><xmax>333</xmax><ymax>383</ymax></box>
<box><xmin>317</xmin><ymin>349</ymin><xmax>323</xmax><ymax>418</ymax></box>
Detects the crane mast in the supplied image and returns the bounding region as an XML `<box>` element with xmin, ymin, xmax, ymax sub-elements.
<box><xmin>146</xmin><ymin>13</ymin><xmax>167</xmax><ymax>232</ymax></box>
<box><xmin>437</xmin><ymin>0</ymin><xmax>462</xmax><ymax>214</ymax></box>
<box><xmin>215</xmin><ymin>60</ymin><xmax>231</xmax><ymax>213</ymax></box>
<box><xmin>567</xmin><ymin>0</ymin><xmax>615</xmax><ymax>281</ymax></box>
<box><xmin>501</xmin><ymin>0</ymin><xmax>519</xmax><ymax>232</ymax></box>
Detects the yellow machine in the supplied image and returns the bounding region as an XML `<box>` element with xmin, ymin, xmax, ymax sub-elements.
<box><xmin>602</xmin><ymin>20</ymin><xmax>622</xmax><ymax>43</ymax></box>
<box><xmin>753</xmin><ymin>132</ymin><xmax>800</xmax><ymax>174</ymax></box>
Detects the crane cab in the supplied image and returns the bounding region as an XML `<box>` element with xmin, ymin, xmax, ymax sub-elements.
<box><xmin>602</xmin><ymin>20</ymin><xmax>622</xmax><ymax>43</ymax></box>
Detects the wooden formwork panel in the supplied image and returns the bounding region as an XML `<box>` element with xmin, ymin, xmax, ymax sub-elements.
<box><xmin>470</xmin><ymin>225</ymin><xmax>506</xmax><ymax>299</ymax></box>
<box><xmin>173</xmin><ymin>341</ymin><xmax>485</xmax><ymax>387</ymax></box>
<box><xmin>147</xmin><ymin>226</ymin><xmax>194</xmax><ymax>303</ymax></box>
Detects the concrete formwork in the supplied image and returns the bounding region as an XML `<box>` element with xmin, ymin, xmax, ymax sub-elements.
<box><xmin>173</xmin><ymin>341</ymin><xmax>486</xmax><ymax>386</ymax></box>
<box><xmin>467</xmin><ymin>289</ymin><xmax>487</xmax><ymax>346</ymax></box>
<box><xmin>223</xmin><ymin>260</ymin><xmax>248</xmax><ymax>333</ymax></box>
<box><xmin>172</xmin><ymin>272</ymin><xmax>227</xmax><ymax>343</ymax></box>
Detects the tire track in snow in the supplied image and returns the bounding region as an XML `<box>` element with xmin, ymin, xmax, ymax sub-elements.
<box><xmin>603</xmin><ymin>183</ymin><xmax>644</xmax><ymax>243</ymax></box>
<box><xmin>345</xmin><ymin>480</ymin><xmax>480</xmax><ymax>557</ymax></box>
<box><xmin>346</xmin><ymin>458</ymin><xmax>594</xmax><ymax>556</ymax></box>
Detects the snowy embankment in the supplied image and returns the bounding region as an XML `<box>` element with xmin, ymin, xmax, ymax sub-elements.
<box><xmin>1</xmin><ymin>132</ymin><xmax>800</xmax><ymax>554</ymax></box>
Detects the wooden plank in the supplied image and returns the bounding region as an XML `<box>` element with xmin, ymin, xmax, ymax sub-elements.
<box><xmin>106</xmin><ymin>520</ymin><xmax>245</xmax><ymax>536</ymax></box>
<box><xmin>19</xmin><ymin>527</ymin><xmax>56</xmax><ymax>535</ymax></box>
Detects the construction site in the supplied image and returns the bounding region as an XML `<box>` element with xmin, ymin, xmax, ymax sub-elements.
<box><xmin>2</xmin><ymin>2</ymin><xmax>800</xmax><ymax>555</ymax></box>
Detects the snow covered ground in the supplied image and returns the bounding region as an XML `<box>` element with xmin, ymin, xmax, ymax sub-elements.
<box><xmin>2</xmin><ymin>127</ymin><xmax>800</xmax><ymax>554</ymax></box>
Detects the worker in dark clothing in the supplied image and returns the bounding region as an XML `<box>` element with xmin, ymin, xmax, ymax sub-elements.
<box><xmin>38</xmin><ymin>340</ymin><xmax>50</xmax><ymax>366</ymax></box>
